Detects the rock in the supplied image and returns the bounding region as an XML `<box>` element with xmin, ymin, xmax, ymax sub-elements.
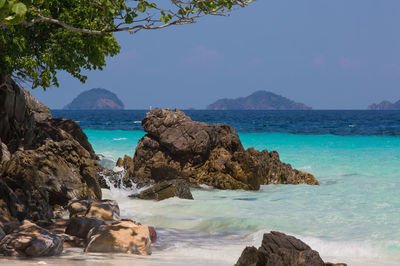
<box><xmin>235</xmin><ymin>246</ymin><xmax>259</xmax><ymax>266</ymax></box>
<box><xmin>0</xmin><ymin>77</ymin><xmax>104</xmax><ymax>222</ymax></box>
<box><xmin>207</xmin><ymin>90</ymin><xmax>312</xmax><ymax>110</ymax></box>
<box><xmin>130</xmin><ymin>179</ymin><xmax>193</xmax><ymax>200</ymax></box>
<box><xmin>148</xmin><ymin>226</ymin><xmax>157</xmax><ymax>243</ymax></box>
<box><xmin>0</xmin><ymin>139</ymin><xmax>102</xmax><ymax>221</ymax></box>
<box><xmin>128</xmin><ymin>109</ymin><xmax>318</xmax><ymax>191</ymax></box>
<box><xmin>46</xmin><ymin>118</ymin><xmax>96</xmax><ymax>159</ymax></box>
<box><xmin>235</xmin><ymin>231</ymin><xmax>345</xmax><ymax>266</ymax></box>
<box><xmin>64</xmin><ymin>88</ymin><xmax>124</xmax><ymax>110</ymax></box>
<box><xmin>68</xmin><ymin>199</ymin><xmax>91</xmax><ymax>218</ymax></box>
<box><xmin>0</xmin><ymin>220</ymin><xmax>64</xmax><ymax>257</ymax></box>
<box><xmin>85</xmin><ymin>200</ymin><xmax>120</xmax><ymax>221</ymax></box>
<box><xmin>0</xmin><ymin>227</ymin><xmax>4</xmax><ymax>241</ymax></box>
<box><xmin>68</xmin><ymin>199</ymin><xmax>120</xmax><ymax>221</ymax></box>
<box><xmin>85</xmin><ymin>219</ymin><xmax>151</xmax><ymax>255</ymax></box>
<box><xmin>0</xmin><ymin>139</ymin><xmax>10</xmax><ymax>165</ymax></box>
<box><xmin>23</xmin><ymin>90</ymin><xmax>52</xmax><ymax>122</ymax></box>
<box><xmin>65</xmin><ymin>217</ymin><xmax>105</xmax><ymax>239</ymax></box>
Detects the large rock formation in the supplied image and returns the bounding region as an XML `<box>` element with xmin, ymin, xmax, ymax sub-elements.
<box><xmin>207</xmin><ymin>91</ymin><xmax>312</xmax><ymax>110</ymax></box>
<box><xmin>64</xmin><ymin>88</ymin><xmax>124</xmax><ymax>110</ymax></box>
<box><xmin>124</xmin><ymin>109</ymin><xmax>318</xmax><ymax>191</ymax></box>
<box><xmin>367</xmin><ymin>99</ymin><xmax>400</xmax><ymax>110</ymax></box>
<box><xmin>235</xmin><ymin>231</ymin><xmax>346</xmax><ymax>266</ymax></box>
<box><xmin>0</xmin><ymin>77</ymin><xmax>102</xmax><ymax>222</ymax></box>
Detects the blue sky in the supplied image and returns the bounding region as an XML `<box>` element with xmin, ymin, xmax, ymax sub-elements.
<box><xmin>31</xmin><ymin>0</ymin><xmax>400</xmax><ymax>109</ymax></box>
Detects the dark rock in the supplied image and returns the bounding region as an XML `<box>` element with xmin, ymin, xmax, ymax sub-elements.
<box><xmin>235</xmin><ymin>231</ymin><xmax>345</xmax><ymax>266</ymax></box>
<box><xmin>128</xmin><ymin>109</ymin><xmax>318</xmax><ymax>191</ymax></box>
<box><xmin>65</xmin><ymin>217</ymin><xmax>105</xmax><ymax>239</ymax></box>
<box><xmin>46</xmin><ymin>118</ymin><xmax>96</xmax><ymax>159</ymax></box>
<box><xmin>129</xmin><ymin>179</ymin><xmax>193</xmax><ymax>200</ymax></box>
<box><xmin>0</xmin><ymin>220</ymin><xmax>64</xmax><ymax>257</ymax></box>
<box><xmin>235</xmin><ymin>246</ymin><xmax>259</xmax><ymax>266</ymax></box>
<box><xmin>0</xmin><ymin>77</ymin><xmax>104</xmax><ymax>222</ymax></box>
<box><xmin>85</xmin><ymin>219</ymin><xmax>151</xmax><ymax>255</ymax></box>
<box><xmin>0</xmin><ymin>139</ymin><xmax>102</xmax><ymax>221</ymax></box>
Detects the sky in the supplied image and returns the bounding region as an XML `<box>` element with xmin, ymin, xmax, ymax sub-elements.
<box><xmin>31</xmin><ymin>0</ymin><xmax>400</xmax><ymax>110</ymax></box>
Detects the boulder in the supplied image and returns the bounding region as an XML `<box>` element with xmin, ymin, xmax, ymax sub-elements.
<box><xmin>65</xmin><ymin>217</ymin><xmax>105</xmax><ymax>239</ymax></box>
<box><xmin>0</xmin><ymin>220</ymin><xmax>63</xmax><ymax>257</ymax></box>
<box><xmin>85</xmin><ymin>200</ymin><xmax>120</xmax><ymax>221</ymax></box>
<box><xmin>68</xmin><ymin>199</ymin><xmax>120</xmax><ymax>221</ymax></box>
<box><xmin>127</xmin><ymin>109</ymin><xmax>318</xmax><ymax>191</ymax></box>
<box><xmin>0</xmin><ymin>77</ymin><xmax>103</xmax><ymax>222</ymax></box>
<box><xmin>0</xmin><ymin>139</ymin><xmax>102</xmax><ymax>221</ymax></box>
<box><xmin>235</xmin><ymin>231</ymin><xmax>346</xmax><ymax>266</ymax></box>
<box><xmin>129</xmin><ymin>179</ymin><xmax>193</xmax><ymax>200</ymax></box>
<box><xmin>85</xmin><ymin>219</ymin><xmax>152</xmax><ymax>255</ymax></box>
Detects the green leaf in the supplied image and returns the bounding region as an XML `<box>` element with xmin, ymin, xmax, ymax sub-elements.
<box><xmin>0</xmin><ymin>0</ymin><xmax>6</xmax><ymax>9</ymax></box>
<box><xmin>11</xmin><ymin>3</ymin><xmax>27</xmax><ymax>16</ymax></box>
<box><xmin>137</xmin><ymin>3</ymin><xmax>146</xmax><ymax>13</ymax></box>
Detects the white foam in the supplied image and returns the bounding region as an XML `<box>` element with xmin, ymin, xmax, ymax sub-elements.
<box><xmin>113</xmin><ymin>137</ymin><xmax>127</xmax><ymax>141</ymax></box>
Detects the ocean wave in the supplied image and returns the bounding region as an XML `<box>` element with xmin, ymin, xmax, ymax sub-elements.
<box><xmin>113</xmin><ymin>137</ymin><xmax>127</xmax><ymax>141</ymax></box>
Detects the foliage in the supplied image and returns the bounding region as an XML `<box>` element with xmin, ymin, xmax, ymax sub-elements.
<box><xmin>0</xmin><ymin>0</ymin><xmax>252</xmax><ymax>89</ymax></box>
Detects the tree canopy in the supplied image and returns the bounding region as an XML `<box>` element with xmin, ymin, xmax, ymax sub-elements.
<box><xmin>0</xmin><ymin>0</ymin><xmax>252</xmax><ymax>89</ymax></box>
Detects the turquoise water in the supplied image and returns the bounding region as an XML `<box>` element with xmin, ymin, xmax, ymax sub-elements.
<box><xmin>85</xmin><ymin>129</ymin><xmax>400</xmax><ymax>265</ymax></box>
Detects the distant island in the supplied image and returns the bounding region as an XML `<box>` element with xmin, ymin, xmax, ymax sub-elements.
<box><xmin>64</xmin><ymin>88</ymin><xmax>124</xmax><ymax>110</ymax></box>
<box><xmin>367</xmin><ymin>100</ymin><xmax>400</xmax><ymax>110</ymax></box>
<box><xmin>206</xmin><ymin>90</ymin><xmax>312</xmax><ymax>110</ymax></box>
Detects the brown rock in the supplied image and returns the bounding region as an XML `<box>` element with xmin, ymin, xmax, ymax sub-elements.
<box><xmin>0</xmin><ymin>220</ymin><xmax>63</xmax><ymax>257</ymax></box>
<box><xmin>65</xmin><ymin>217</ymin><xmax>105</xmax><ymax>239</ymax></box>
<box><xmin>235</xmin><ymin>231</ymin><xmax>344</xmax><ymax>266</ymax></box>
<box><xmin>0</xmin><ymin>139</ymin><xmax>102</xmax><ymax>221</ymax></box>
<box><xmin>128</xmin><ymin>109</ymin><xmax>318</xmax><ymax>191</ymax></box>
<box><xmin>0</xmin><ymin>77</ymin><xmax>104</xmax><ymax>222</ymax></box>
<box><xmin>129</xmin><ymin>179</ymin><xmax>193</xmax><ymax>201</ymax></box>
<box><xmin>68</xmin><ymin>199</ymin><xmax>120</xmax><ymax>221</ymax></box>
<box><xmin>85</xmin><ymin>200</ymin><xmax>120</xmax><ymax>221</ymax></box>
<box><xmin>85</xmin><ymin>219</ymin><xmax>151</xmax><ymax>255</ymax></box>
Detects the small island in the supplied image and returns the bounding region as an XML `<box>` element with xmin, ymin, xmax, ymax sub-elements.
<box><xmin>64</xmin><ymin>88</ymin><xmax>124</xmax><ymax>110</ymax></box>
<box><xmin>206</xmin><ymin>90</ymin><xmax>312</xmax><ymax>110</ymax></box>
<box><xmin>367</xmin><ymin>99</ymin><xmax>400</xmax><ymax>110</ymax></box>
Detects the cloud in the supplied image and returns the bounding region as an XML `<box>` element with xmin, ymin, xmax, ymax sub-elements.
<box><xmin>339</xmin><ymin>56</ymin><xmax>360</xmax><ymax>70</ymax></box>
<box><xmin>381</xmin><ymin>63</ymin><xmax>400</xmax><ymax>74</ymax></box>
<box><xmin>183</xmin><ymin>45</ymin><xmax>223</xmax><ymax>67</ymax></box>
<box><xmin>313</xmin><ymin>55</ymin><xmax>325</xmax><ymax>67</ymax></box>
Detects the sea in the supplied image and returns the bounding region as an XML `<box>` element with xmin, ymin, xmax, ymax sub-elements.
<box><xmin>4</xmin><ymin>110</ymin><xmax>400</xmax><ymax>266</ymax></box>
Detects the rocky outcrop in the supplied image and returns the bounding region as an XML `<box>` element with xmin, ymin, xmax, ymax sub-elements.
<box><xmin>207</xmin><ymin>91</ymin><xmax>312</xmax><ymax>110</ymax></box>
<box><xmin>0</xmin><ymin>220</ymin><xmax>64</xmax><ymax>257</ymax></box>
<box><xmin>129</xmin><ymin>180</ymin><xmax>193</xmax><ymax>200</ymax></box>
<box><xmin>0</xmin><ymin>77</ymin><xmax>102</xmax><ymax>222</ymax></box>
<box><xmin>125</xmin><ymin>109</ymin><xmax>318</xmax><ymax>191</ymax></box>
<box><xmin>85</xmin><ymin>219</ymin><xmax>152</xmax><ymax>255</ymax></box>
<box><xmin>0</xmin><ymin>139</ymin><xmax>101</xmax><ymax>221</ymax></box>
<box><xmin>367</xmin><ymin>100</ymin><xmax>400</xmax><ymax>110</ymax></box>
<box><xmin>235</xmin><ymin>231</ymin><xmax>346</xmax><ymax>266</ymax></box>
<box><xmin>64</xmin><ymin>88</ymin><xmax>124</xmax><ymax>110</ymax></box>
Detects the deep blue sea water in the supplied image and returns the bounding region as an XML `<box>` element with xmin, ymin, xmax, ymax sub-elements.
<box><xmin>48</xmin><ymin>110</ymin><xmax>400</xmax><ymax>266</ymax></box>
